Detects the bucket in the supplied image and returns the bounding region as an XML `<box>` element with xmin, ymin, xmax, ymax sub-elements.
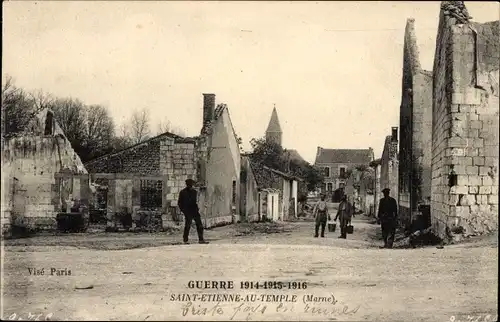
<box><xmin>328</xmin><ymin>223</ymin><xmax>336</xmax><ymax>232</ymax></box>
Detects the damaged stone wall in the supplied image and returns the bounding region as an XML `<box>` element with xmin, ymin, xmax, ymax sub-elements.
<box><xmin>431</xmin><ymin>4</ymin><xmax>499</xmax><ymax>239</ymax></box>
<box><xmin>380</xmin><ymin>133</ymin><xmax>399</xmax><ymax>210</ymax></box>
<box><xmin>1</xmin><ymin>135</ymin><xmax>87</xmax><ymax>235</ymax></box>
<box><xmin>240</xmin><ymin>156</ymin><xmax>259</xmax><ymax>222</ymax></box>
<box><xmin>398</xmin><ymin>18</ymin><xmax>434</xmax><ymax>228</ymax></box>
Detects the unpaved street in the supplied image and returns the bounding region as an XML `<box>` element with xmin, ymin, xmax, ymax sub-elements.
<box><xmin>1</xmin><ymin>212</ymin><xmax>498</xmax><ymax>321</ymax></box>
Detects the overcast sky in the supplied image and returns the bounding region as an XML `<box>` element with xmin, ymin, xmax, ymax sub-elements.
<box><xmin>3</xmin><ymin>1</ymin><xmax>499</xmax><ymax>163</ymax></box>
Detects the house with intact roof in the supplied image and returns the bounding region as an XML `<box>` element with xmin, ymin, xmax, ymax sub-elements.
<box><xmin>314</xmin><ymin>147</ymin><xmax>374</xmax><ymax>200</ymax></box>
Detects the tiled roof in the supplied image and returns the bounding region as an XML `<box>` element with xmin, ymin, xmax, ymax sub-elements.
<box><xmin>315</xmin><ymin>148</ymin><xmax>373</xmax><ymax>164</ymax></box>
<box><xmin>286</xmin><ymin>149</ymin><xmax>306</xmax><ymax>163</ymax></box>
<box><xmin>84</xmin><ymin>131</ymin><xmax>184</xmax><ymax>166</ymax></box>
<box><xmin>248</xmin><ymin>159</ymin><xmax>302</xmax><ymax>189</ymax></box>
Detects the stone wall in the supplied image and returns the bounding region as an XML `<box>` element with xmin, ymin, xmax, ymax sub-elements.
<box><xmin>240</xmin><ymin>156</ymin><xmax>259</xmax><ymax>222</ymax></box>
<box><xmin>380</xmin><ymin>133</ymin><xmax>399</xmax><ymax>216</ymax></box>
<box><xmin>431</xmin><ymin>8</ymin><xmax>499</xmax><ymax>239</ymax></box>
<box><xmin>398</xmin><ymin>18</ymin><xmax>434</xmax><ymax>229</ymax></box>
<box><xmin>1</xmin><ymin>135</ymin><xmax>87</xmax><ymax>236</ymax></box>
<box><xmin>204</xmin><ymin>108</ymin><xmax>241</xmax><ymax>227</ymax></box>
<box><xmin>372</xmin><ymin>162</ymin><xmax>382</xmax><ymax>216</ymax></box>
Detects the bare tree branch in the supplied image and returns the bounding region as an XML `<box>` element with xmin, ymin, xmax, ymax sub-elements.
<box><xmin>129</xmin><ymin>108</ymin><xmax>151</xmax><ymax>144</ymax></box>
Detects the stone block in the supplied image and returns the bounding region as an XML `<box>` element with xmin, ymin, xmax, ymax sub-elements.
<box><xmin>482</xmin><ymin>176</ymin><xmax>494</xmax><ymax>186</ymax></box>
<box><xmin>453</xmin><ymin>165</ymin><xmax>467</xmax><ymax>174</ymax></box>
<box><xmin>479</xmin><ymin>166</ymin><xmax>491</xmax><ymax>176</ymax></box>
<box><xmin>469</xmin><ymin>186</ymin><xmax>479</xmax><ymax>194</ymax></box>
<box><xmin>466</xmin><ymin>166</ymin><xmax>479</xmax><ymax>175</ymax></box>
<box><xmin>448</xmin><ymin>148</ymin><xmax>465</xmax><ymax>156</ymax></box>
<box><xmin>457</xmin><ymin>175</ymin><xmax>469</xmax><ymax>186</ymax></box>
<box><xmin>479</xmin><ymin>186</ymin><xmax>492</xmax><ymax>195</ymax></box>
<box><xmin>468</xmin><ymin>175</ymin><xmax>482</xmax><ymax>186</ymax></box>
<box><xmin>450</xmin><ymin>185</ymin><xmax>468</xmax><ymax>194</ymax></box>
<box><xmin>451</xmin><ymin>157</ymin><xmax>473</xmax><ymax>166</ymax></box>
<box><xmin>492</xmin><ymin>186</ymin><xmax>498</xmax><ymax>195</ymax></box>
<box><xmin>477</xmin><ymin>195</ymin><xmax>488</xmax><ymax>205</ymax></box>
<box><xmin>488</xmin><ymin>195</ymin><xmax>498</xmax><ymax>205</ymax></box>
<box><xmin>473</xmin><ymin>138</ymin><xmax>484</xmax><ymax>147</ymax></box>
<box><xmin>448</xmin><ymin>137</ymin><xmax>468</xmax><ymax>148</ymax></box>
<box><xmin>470</xmin><ymin>120</ymin><xmax>483</xmax><ymax>129</ymax></box>
<box><xmin>459</xmin><ymin>194</ymin><xmax>476</xmax><ymax>206</ymax></box>
<box><xmin>453</xmin><ymin>206</ymin><xmax>471</xmax><ymax>219</ymax></box>
<box><xmin>469</xmin><ymin>204</ymin><xmax>479</xmax><ymax>215</ymax></box>
<box><xmin>473</xmin><ymin>157</ymin><xmax>485</xmax><ymax>166</ymax></box>
<box><xmin>483</xmin><ymin>146</ymin><xmax>499</xmax><ymax>157</ymax></box>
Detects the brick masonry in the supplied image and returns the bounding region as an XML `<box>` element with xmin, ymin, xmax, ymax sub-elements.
<box><xmin>431</xmin><ymin>5</ymin><xmax>499</xmax><ymax>239</ymax></box>
<box><xmin>398</xmin><ymin>18</ymin><xmax>433</xmax><ymax>228</ymax></box>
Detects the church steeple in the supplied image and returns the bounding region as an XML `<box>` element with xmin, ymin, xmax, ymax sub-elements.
<box><xmin>265</xmin><ymin>104</ymin><xmax>282</xmax><ymax>146</ymax></box>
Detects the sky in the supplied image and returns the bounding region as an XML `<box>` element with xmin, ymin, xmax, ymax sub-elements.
<box><xmin>3</xmin><ymin>1</ymin><xmax>499</xmax><ymax>163</ymax></box>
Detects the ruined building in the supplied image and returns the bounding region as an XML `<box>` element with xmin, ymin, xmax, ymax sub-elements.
<box><xmin>84</xmin><ymin>93</ymin><xmax>241</xmax><ymax>229</ymax></box>
<box><xmin>265</xmin><ymin>106</ymin><xmax>283</xmax><ymax>146</ymax></box>
<box><xmin>398</xmin><ymin>18</ymin><xmax>433</xmax><ymax>229</ymax></box>
<box><xmin>431</xmin><ymin>1</ymin><xmax>499</xmax><ymax>239</ymax></box>
<box><xmin>381</xmin><ymin>127</ymin><xmax>399</xmax><ymax>203</ymax></box>
<box><xmin>1</xmin><ymin>109</ymin><xmax>87</xmax><ymax>237</ymax></box>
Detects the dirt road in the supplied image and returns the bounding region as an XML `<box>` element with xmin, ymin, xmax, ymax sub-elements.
<box><xmin>1</xmin><ymin>211</ymin><xmax>498</xmax><ymax>321</ymax></box>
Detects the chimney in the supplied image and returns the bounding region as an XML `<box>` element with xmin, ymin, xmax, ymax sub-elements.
<box><xmin>203</xmin><ymin>93</ymin><xmax>216</xmax><ymax>126</ymax></box>
<box><xmin>391</xmin><ymin>127</ymin><xmax>398</xmax><ymax>142</ymax></box>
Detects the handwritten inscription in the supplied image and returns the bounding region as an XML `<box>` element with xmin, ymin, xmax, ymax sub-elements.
<box><xmin>179</xmin><ymin>300</ymin><xmax>360</xmax><ymax>320</ymax></box>
<box><xmin>3</xmin><ymin>312</ymin><xmax>54</xmax><ymax>321</ymax></box>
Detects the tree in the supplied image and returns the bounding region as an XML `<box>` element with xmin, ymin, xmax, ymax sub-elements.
<box><xmin>1</xmin><ymin>76</ymin><xmax>34</xmax><ymax>136</ymax></box>
<box><xmin>48</xmin><ymin>98</ymin><xmax>116</xmax><ymax>161</ymax></box>
<box><xmin>129</xmin><ymin>108</ymin><xmax>151</xmax><ymax>144</ymax></box>
<box><xmin>248</xmin><ymin>137</ymin><xmax>324</xmax><ymax>192</ymax></box>
<box><xmin>1</xmin><ymin>76</ymin><xmax>54</xmax><ymax>137</ymax></box>
<box><xmin>82</xmin><ymin>104</ymin><xmax>115</xmax><ymax>159</ymax></box>
<box><xmin>49</xmin><ymin>98</ymin><xmax>86</xmax><ymax>143</ymax></box>
<box><xmin>249</xmin><ymin>137</ymin><xmax>287</xmax><ymax>172</ymax></box>
<box><xmin>156</xmin><ymin>118</ymin><xmax>187</xmax><ymax>137</ymax></box>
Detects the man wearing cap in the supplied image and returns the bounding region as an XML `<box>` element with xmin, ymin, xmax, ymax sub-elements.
<box><xmin>313</xmin><ymin>194</ymin><xmax>329</xmax><ymax>238</ymax></box>
<box><xmin>178</xmin><ymin>179</ymin><xmax>209</xmax><ymax>244</ymax></box>
<box><xmin>335</xmin><ymin>194</ymin><xmax>354</xmax><ymax>239</ymax></box>
<box><xmin>377</xmin><ymin>188</ymin><xmax>398</xmax><ymax>248</ymax></box>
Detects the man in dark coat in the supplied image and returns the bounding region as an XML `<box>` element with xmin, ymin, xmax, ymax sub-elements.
<box><xmin>335</xmin><ymin>194</ymin><xmax>354</xmax><ymax>239</ymax></box>
<box><xmin>178</xmin><ymin>179</ymin><xmax>209</xmax><ymax>244</ymax></box>
<box><xmin>377</xmin><ymin>188</ymin><xmax>398</xmax><ymax>248</ymax></box>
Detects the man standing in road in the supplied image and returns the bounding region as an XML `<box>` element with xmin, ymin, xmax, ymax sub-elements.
<box><xmin>377</xmin><ymin>188</ymin><xmax>398</xmax><ymax>248</ymax></box>
<box><xmin>313</xmin><ymin>194</ymin><xmax>329</xmax><ymax>238</ymax></box>
<box><xmin>335</xmin><ymin>194</ymin><xmax>354</xmax><ymax>239</ymax></box>
<box><xmin>178</xmin><ymin>179</ymin><xmax>209</xmax><ymax>244</ymax></box>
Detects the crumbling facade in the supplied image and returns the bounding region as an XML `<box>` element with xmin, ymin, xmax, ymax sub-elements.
<box><xmin>380</xmin><ymin>127</ymin><xmax>399</xmax><ymax>205</ymax></box>
<box><xmin>431</xmin><ymin>1</ymin><xmax>499</xmax><ymax>239</ymax></box>
<box><xmin>398</xmin><ymin>18</ymin><xmax>433</xmax><ymax>229</ymax></box>
<box><xmin>85</xmin><ymin>94</ymin><xmax>242</xmax><ymax>229</ymax></box>
<box><xmin>1</xmin><ymin>109</ymin><xmax>87</xmax><ymax>237</ymax></box>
